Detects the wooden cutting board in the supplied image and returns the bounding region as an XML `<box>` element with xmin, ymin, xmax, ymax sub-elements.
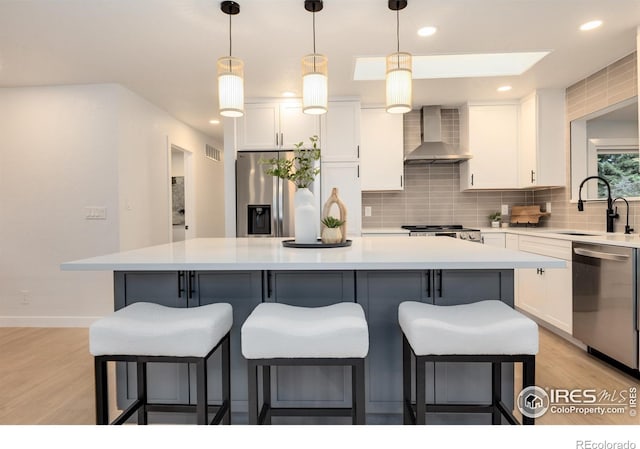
<box><xmin>510</xmin><ymin>205</ymin><xmax>550</xmax><ymax>224</ymax></box>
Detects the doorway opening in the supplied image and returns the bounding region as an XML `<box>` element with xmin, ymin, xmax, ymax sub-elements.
<box><xmin>170</xmin><ymin>145</ymin><xmax>193</xmax><ymax>242</ymax></box>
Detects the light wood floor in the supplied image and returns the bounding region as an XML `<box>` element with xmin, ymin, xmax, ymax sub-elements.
<box><xmin>0</xmin><ymin>326</ymin><xmax>638</xmax><ymax>425</ymax></box>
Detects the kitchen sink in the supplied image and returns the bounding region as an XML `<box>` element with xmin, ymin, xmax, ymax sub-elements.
<box><xmin>555</xmin><ymin>231</ymin><xmax>599</xmax><ymax>236</ymax></box>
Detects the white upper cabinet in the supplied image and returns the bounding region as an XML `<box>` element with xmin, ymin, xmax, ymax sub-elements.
<box><xmin>238</xmin><ymin>101</ymin><xmax>319</xmax><ymax>150</ymax></box>
<box><xmin>459</xmin><ymin>103</ymin><xmax>520</xmax><ymax>190</ymax></box>
<box><xmin>320</xmin><ymin>161</ymin><xmax>361</xmax><ymax>236</ymax></box>
<box><xmin>360</xmin><ymin>108</ymin><xmax>404</xmax><ymax>191</ymax></box>
<box><xmin>518</xmin><ymin>89</ymin><xmax>566</xmax><ymax>188</ymax></box>
<box><xmin>320</xmin><ymin>101</ymin><xmax>361</xmax><ymax>161</ymax></box>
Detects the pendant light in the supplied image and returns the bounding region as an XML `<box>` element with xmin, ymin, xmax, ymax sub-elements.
<box><xmin>302</xmin><ymin>0</ymin><xmax>328</xmax><ymax>115</ymax></box>
<box><xmin>386</xmin><ymin>0</ymin><xmax>412</xmax><ymax>114</ymax></box>
<box><xmin>217</xmin><ymin>1</ymin><xmax>244</xmax><ymax>118</ymax></box>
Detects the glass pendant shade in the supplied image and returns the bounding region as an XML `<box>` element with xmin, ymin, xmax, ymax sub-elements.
<box><xmin>302</xmin><ymin>53</ymin><xmax>328</xmax><ymax>115</ymax></box>
<box><xmin>217</xmin><ymin>56</ymin><xmax>244</xmax><ymax>118</ymax></box>
<box><xmin>386</xmin><ymin>52</ymin><xmax>412</xmax><ymax>114</ymax></box>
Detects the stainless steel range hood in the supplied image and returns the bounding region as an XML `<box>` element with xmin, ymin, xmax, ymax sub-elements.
<box><xmin>404</xmin><ymin>106</ymin><xmax>473</xmax><ymax>164</ymax></box>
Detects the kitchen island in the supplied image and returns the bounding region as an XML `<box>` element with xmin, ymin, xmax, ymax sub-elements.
<box><xmin>62</xmin><ymin>236</ymin><xmax>564</xmax><ymax>424</ymax></box>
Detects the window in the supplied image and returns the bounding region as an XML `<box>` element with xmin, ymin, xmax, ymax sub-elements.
<box><xmin>596</xmin><ymin>149</ymin><xmax>640</xmax><ymax>198</ymax></box>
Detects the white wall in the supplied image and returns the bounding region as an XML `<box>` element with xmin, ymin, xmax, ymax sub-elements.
<box><xmin>0</xmin><ymin>83</ymin><xmax>225</xmax><ymax>327</ymax></box>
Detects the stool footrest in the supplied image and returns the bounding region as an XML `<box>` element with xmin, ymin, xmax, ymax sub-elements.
<box><xmin>404</xmin><ymin>400</ymin><xmax>520</xmax><ymax>425</ymax></box>
<box><xmin>109</xmin><ymin>401</ymin><xmax>230</xmax><ymax>425</ymax></box>
<box><xmin>257</xmin><ymin>404</ymin><xmax>354</xmax><ymax>423</ymax></box>
<box><xmin>112</xmin><ymin>399</ymin><xmax>143</xmax><ymax>425</ymax></box>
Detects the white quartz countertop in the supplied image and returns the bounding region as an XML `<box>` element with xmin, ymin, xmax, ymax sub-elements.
<box><xmin>479</xmin><ymin>227</ymin><xmax>640</xmax><ymax>249</ymax></box>
<box><xmin>61</xmin><ymin>237</ymin><xmax>565</xmax><ymax>271</ymax></box>
<box><xmin>360</xmin><ymin>227</ymin><xmax>410</xmax><ymax>235</ymax></box>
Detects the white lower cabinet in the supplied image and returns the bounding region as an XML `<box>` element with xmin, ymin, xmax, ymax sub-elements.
<box><xmin>481</xmin><ymin>233</ymin><xmax>505</xmax><ymax>247</ymax></box>
<box><xmin>516</xmin><ymin>235</ymin><xmax>572</xmax><ymax>334</ymax></box>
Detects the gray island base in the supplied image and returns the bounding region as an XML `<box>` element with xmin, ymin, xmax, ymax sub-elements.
<box><xmin>62</xmin><ymin>237</ymin><xmax>564</xmax><ymax>424</ymax></box>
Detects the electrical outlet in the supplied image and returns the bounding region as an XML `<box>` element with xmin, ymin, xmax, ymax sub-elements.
<box><xmin>364</xmin><ymin>206</ymin><xmax>372</xmax><ymax>217</ymax></box>
<box><xmin>545</xmin><ymin>202</ymin><xmax>552</xmax><ymax>213</ymax></box>
<box><xmin>85</xmin><ymin>206</ymin><xmax>107</xmax><ymax>220</ymax></box>
<box><xmin>20</xmin><ymin>290</ymin><xmax>29</xmax><ymax>305</ymax></box>
<box><xmin>501</xmin><ymin>204</ymin><xmax>509</xmax><ymax>216</ymax></box>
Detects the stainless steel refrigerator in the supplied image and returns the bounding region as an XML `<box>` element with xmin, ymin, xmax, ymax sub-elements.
<box><xmin>236</xmin><ymin>151</ymin><xmax>297</xmax><ymax>237</ymax></box>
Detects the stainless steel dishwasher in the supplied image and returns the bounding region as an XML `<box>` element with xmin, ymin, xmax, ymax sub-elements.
<box><xmin>572</xmin><ymin>242</ymin><xmax>638</xmax><ymax>371</ymax></box>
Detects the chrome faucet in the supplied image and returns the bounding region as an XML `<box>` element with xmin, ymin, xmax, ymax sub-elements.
<box><xmin>613</xmin><ymin>197</ymin><xmax>634</xmax><ymax>234</ymax></box>
<box><xmin>577</xmin><ymin>175</ymin><xmax>617</xmax><ymax>232</ymax></box>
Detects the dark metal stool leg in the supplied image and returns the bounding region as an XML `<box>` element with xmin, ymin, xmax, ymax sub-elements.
<box><xmin>352</xmin><ymin>359</ymin><xmax>366</xmax><ymax>425</ymax></box>
<box><xmin>522</xmin><ymin>356</ymin><xmax>536</xmax><ymax>425</ymax></box>
<box><xmin>491</xmin><ymin>362</ymin><xmax>502</xmax><ymax>425</ymax></box>
<box><xmin>221</xmin><ymin>334</ymin><xmax>231</xmax><ymax>424</ymax></box>
<box><xmin>137</xmin><ymin>361</ymin><xmax>148</xmax><ymax>425</ymax></box>
<box><xmin>94</xmin><ymin>357</ymin><xmax>109</xmax><ymax>425</ymax></box>
<box><xmin>262</xmin><ymin>365</ymin><xmax>271</xmax><ymax>424</ymax></box>
<box><xmin>196</xmin><ymin>358</ymin><xmax>208</xmax><ymax>425</ymax></box>
<box><xmin>248</xmin><ymin>361</ymin><xmax>258</xmax><ymax>425</ymax></box>
<box><xmin>402</xmin><ymin>334</ymin><xmax>411</xmax><ymax>424</ymax></box>
<box><xmin>415</xmin><ymin>355</ymin><xmax>426</xmax><ymax>425</ymax></box>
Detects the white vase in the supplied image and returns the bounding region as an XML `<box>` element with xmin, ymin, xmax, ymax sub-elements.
<box><xmin>294</xmin><ymin>188</ymin><xmax>317</xmax><ymax>244</ymax></box>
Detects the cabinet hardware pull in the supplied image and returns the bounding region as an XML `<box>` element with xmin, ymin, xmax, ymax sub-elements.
<box><xmin>471</xmin><ymin>174</ymin><xmax>474</xmax><ymax>186</ymax></box>
<box><xmin>178</xmin><ymin>271</ymin><xmax>185</xmax><ymax>298</ymax></box>
<box><xmin>267</xmin><ymin>270</ymin><xmax>272</xmax><ymax>298</ymax></box>
<box><xmin>426</xmin><ymin>270</ymin><xmax>431</xmax><ymax>297</ymax></box>
<box><xmin>189</xmin><ymin>271</ymin><xmax>195</xmax><ymax>299</ymax></box>
<box><xmin>436</xmin><ymin>270</ymin><xmax>443</xmax><ymax>297</ymax></box>
<box><xmin>400</xmin><ymin>175</ymin><xmax>403</xmax><ymax>187</ymax></box>
<box><xmin>280</xmin><ymin>133</ymin><xmax>284</xmax><ymax>147</ymax></box>
<box><xmin>531</xmin><ymin>170</ymin><xmax>535</xmax><ymax>183</ymax></box>
<box><xmin>357</xmin><ymin>145</ymin><xmax>360</xmax><ymax>158</ymax></box>
<box><xmin>357</xmin><ymin>165</ymin><xmax>360</xmax><ymax>178</ymax></box>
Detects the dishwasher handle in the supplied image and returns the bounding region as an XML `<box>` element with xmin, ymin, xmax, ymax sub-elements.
<box><xmin>573</xmin><ymin>247</ymin><xmax>630</xmax><ymax>262</ymax></box>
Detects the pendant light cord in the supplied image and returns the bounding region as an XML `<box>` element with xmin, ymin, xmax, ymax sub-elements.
<box><xmin>229</xmin><ymin>13</ymin><xmax>232</xmax><ymax>57</ymax></box>
<box><xmin>396</xmin><ymin>8</ymin><xmax>400</xmax><ymax>53</ymax></box>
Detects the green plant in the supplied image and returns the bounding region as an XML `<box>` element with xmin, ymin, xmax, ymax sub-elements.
<box><xmin>321</xmin><ymin>216</ymin><xmax>345</xmax><ymax>228</ymax></box>
<box><xmin>260</xmin><ymin>135</ymin><xmax>321</xmax><ymax>189</ymax></box>
<box><xmin>488</xmin><ymin>211</ymin><xmax>502</xmax><ymax>222</ymax></box>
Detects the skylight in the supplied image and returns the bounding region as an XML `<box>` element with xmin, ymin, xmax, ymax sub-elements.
<box><xmin>353</xmin><ymin>51</ymin><xmax>551</xmax><ymax>80</ymax></box>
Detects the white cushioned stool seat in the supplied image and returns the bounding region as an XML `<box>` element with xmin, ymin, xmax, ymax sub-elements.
<box><xmin>90</xmin><ymin>302</ymin><xmax>233</xmax><ymax>358</ymax></box>
<box><xmin>241</xmin><ymin>302</ymin><xmax>369</xmax><ymax>359</ymax></box>
<box><xmin>398</xmin><ymin>300</ymin><xmax>538</xmax><ymax>356</ymax></box>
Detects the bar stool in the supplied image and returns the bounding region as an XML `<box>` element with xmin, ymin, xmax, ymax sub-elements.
<box><xmin>90</xmin><ymin>302</ymin><xmax>232</xmax><ymax>425</ymax></box>
<box><xmin>399</xmin><ymin>300</ymin><xmax>538</xmax><ymax>425</ymax></box>
<box><xmin>241</xmin><ymin>302</ymin><xmax>369</xmax><ymax>425</ymax></box>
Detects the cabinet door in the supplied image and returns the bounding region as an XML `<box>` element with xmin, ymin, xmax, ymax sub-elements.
<box><xmin>519</xmin><ymin>93</ymin><xmax>538</xmax><ymax>187</ymax></box>
<box><xmin>357</xmin><ymin>271</ymin><xmax>432</xmax><ymax>415</ymax></box>
<box><xmin>460</xmin><ymin>104</ymin><xmax>519</xmax><ymax>190</ymax></box>
<box><xmin>481</xmin><ymin>233</ymin><xmax>506</xmax><ymax>247</ymax></box>
<box><xmin>279</xmin><ymin>102</ymin><xmax>320</xmax><ymax>149</ymax></box>
<box><xmin>540</xmin><ymin>265</ymin><xmax>573</xmax><ymax>334</ymax></box>
<box><xmin>517</xmin><ymin>267</ymin><xmax>546</xmax><ymax>317</ymax></box>
<box><xmin>237</xmin><ymin>103</ymin><xmax>279</xmax><ymax>150</ymax></box>
<box><xmin>321</xmin><ymin>101</ymin><xmax>360</xmax><ymax>161</ymax></box>
<box><xmin>190</xmin><ymin>271</ymin><xmax>263</xmax><ymax>410</ymax></box>
<box><xmin>113</xmin><ymin>272</ymin><xmax>190</xmax><ymax>417</ymax></box>
<box><xmin>266</xmin><ymin>270</ymin><xmax>355</xmax><ymax>410</ymax></box>
<box><xmin>360</xmin><ymin>108</ymin><xmax>404</xmax><ymax>191</ymax></box>
<box><xmin>320</xmin><ymin>161</ymin><xmax>361</xmax><ymax>236</ymax></box>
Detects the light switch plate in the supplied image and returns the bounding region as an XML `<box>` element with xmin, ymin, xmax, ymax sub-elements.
<box><xmin>545</xmin><ymin>202</ymin><xmax>552</xmax><ymax>213</ymax></box>
<box><xmin>85</xmin><ymin>207</ymin><xmax>107</xmax><ymax>220</ymax></box>
<box><xmin>501</xmin><ymin>204</ymin><xmax>509</xmax><ymax>215</ymax></box>
<box><xmin>364</xmin><ymin>206</ymin><xmax>372</xmax><ymax>217</ymax></box>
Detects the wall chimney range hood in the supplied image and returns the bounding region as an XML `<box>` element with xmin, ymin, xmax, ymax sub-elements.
<box><xmin>404</xmin><ymin>106</ymin><xmax>472</xmax><ymax>164</ymax></box>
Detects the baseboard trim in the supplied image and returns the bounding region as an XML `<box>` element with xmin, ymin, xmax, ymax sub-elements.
<box><xmin>0</xmin><ymin>316</ymin><xmax>99</xmax><ymax>328</ymax></box>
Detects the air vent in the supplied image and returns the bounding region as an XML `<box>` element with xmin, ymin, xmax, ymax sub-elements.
<box><xmin>205</xmin><ymin>144</ymin><xmax>221</xmax><ymax>162</ymax></box>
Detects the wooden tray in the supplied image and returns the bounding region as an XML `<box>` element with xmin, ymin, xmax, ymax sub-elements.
<box><xmin>510</xmin><ymin>205</ymin><xmax>550</xmax><ymax>224</ymax></box>
<box><xmin>282</xmin><ymin>239</ymin><xmax>352</xmax><ymax>249</ymax></box>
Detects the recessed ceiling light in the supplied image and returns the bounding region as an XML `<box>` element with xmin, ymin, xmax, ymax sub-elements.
<box><xmin>580</xmin><ymin>20</ymin><xmax>602</xmax><ymax>31</ymax></box>
<box><xmin>417</xmin><ymin>26</ymin><xmax>437</xmax><ymax>37</ymax></box>
<box><xmin>209</xmin><ymin>119</ymin><xmax>220</xmax><ymax>125</ymax></box>
<box><xmin>354</xmin><ymin>51</ymin><xmax>550</xmax><ymax>80</ymax></box>
<box><xmin>282</xmin><ymin>91</ymin><xmax>296</xmax><ymax>97</ymax></box>
<box><xmin>497</xmin><ymin>85</ymin><xmax>512</xmax><ymax>92</ymax></box>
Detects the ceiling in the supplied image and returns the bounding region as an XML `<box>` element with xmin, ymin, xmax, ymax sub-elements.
<box><xmin>1</xmin><ymin>0</ymin><xmax>639</xmax><ymax>142</ymax></box>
